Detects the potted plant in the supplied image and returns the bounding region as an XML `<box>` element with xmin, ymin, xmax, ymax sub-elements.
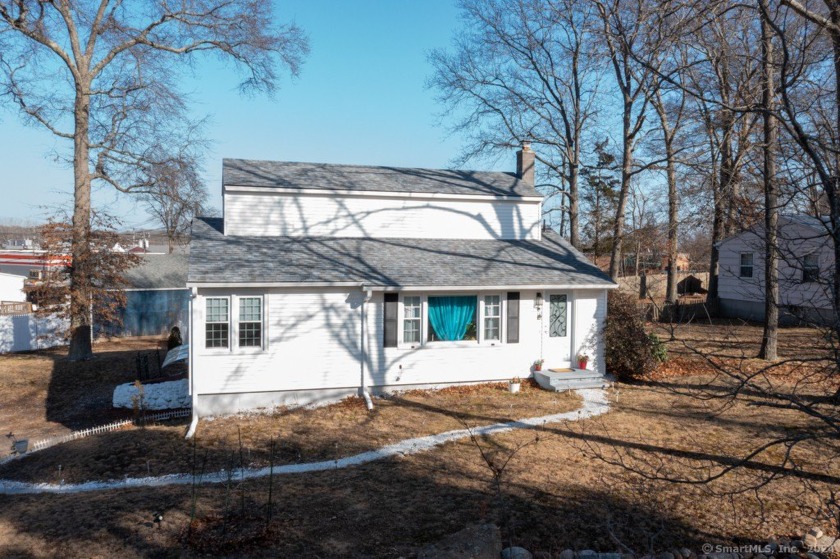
<box><xmin>509</xmin><ymin>376</ymin><xmax>522</xmax><ymax>393</ymax></box>
<box><xmin>577</xmin><ymin>353</ymin><xmax>590</xmax><ymax>370</ymax></box>
<box><xmin>533</xmin><ymin>359</ymin><xmax>544</xmax><ymax>372</ymax></box>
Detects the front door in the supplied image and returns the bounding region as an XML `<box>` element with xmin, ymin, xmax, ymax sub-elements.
<box><xmin>543</xmin><ymin>292</ymin><xmax>572</xmax><ymax>367</ymax></box>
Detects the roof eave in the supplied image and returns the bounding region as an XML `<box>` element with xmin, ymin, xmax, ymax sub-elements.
<box><xmin>223</xmin><ymin>184</ymin><xmax>543</xmax><ymax>202</ymax></box>
<box><xmin>186</xmin><ymin>281</ymin><xmax>617</xmax><ymax>290</ymax></box>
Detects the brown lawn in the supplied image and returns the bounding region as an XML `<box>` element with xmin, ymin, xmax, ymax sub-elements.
<box><xmin>0</xmin><ymin>380</ymin><xmax>580</xmax><ymax>484</ymax></box>
<box><xmin>0</xmin><ymin>325</ymin><xmax>837</xmax><ymax>558</ymax></box>
<box><xmin>0</xmin><ymin>336</ymin><xmax>170</xmax><ymax>459</ymax></box>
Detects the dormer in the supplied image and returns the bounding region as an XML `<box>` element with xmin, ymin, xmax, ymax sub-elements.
<box><xmin>221</xmin><ymin>144</ymin><xmax>543</xmax><ymax>240</ymax></box>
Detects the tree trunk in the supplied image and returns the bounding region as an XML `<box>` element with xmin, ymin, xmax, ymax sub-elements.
<box><xmin>708</xmin><ymin>173</ymin><xmax>724</xmax><ymax>300</ymax></box>
<box><xmin>569</xmin><ymin>158</ymin><xmax>580</xmax><ymax>248</ymax></box>
<box><xmin>759</xmin><ymin>5</ymin><xmax>778</xmax><ymax>361</ymax></box>
<box><xmin>654</xmin><ymin>90</ymin><xmax>679</xmax><ymax>305</ymax></box>
<box><xmin>665</xmin><ymin>149</ymin><xmax>679</xmax><ymax>304</ymax></box>
<box><xmin>608</xmin><ymin>102</ymin><xmax>633</xmax><ymax>281</ymax></box>
<box><xmin>831</xmin><ymin>27</ymin><xmax>840</xmax><ymax>339</ymax></box>
<box><xmin>68</xmin><ymin>86</ymin><xmax>93</xmax><ymax>361</ymax></box>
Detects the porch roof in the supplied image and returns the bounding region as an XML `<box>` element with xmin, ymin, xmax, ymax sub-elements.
<box><xmin>188</xmin><ymin>218</ymin><xmax>616</xmax><ymax>289</ymax></box>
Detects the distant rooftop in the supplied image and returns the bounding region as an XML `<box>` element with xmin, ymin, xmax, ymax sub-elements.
<box><xmin>125</xmin><ymin>254</ymin><xmax>188</xmax><ymax>290</ymax></box>
<box><xmin>222</xmin><ymin>159</ymin><xmax>542</xmax><ymax>198</ymax></box>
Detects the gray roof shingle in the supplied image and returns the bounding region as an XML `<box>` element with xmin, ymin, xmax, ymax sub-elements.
<box><xmin>126</xmin><ymin>254</ymin><xmax>188</xmax><ymax>290</ymax></box>
<box><xmin>223</xmin><ymin>159</ymin><xmax>541</xmax><ymax>198</ymax></box>
<box><xmin>188</xmin><ymin>218</ymin><xmax>614</xmax><ymax>288</ymax></box>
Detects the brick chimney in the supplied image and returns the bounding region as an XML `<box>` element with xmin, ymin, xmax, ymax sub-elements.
<box><xmin>516</xmin><ymin>140</ymin><xmax>535</xmax><ymax>186</ymax></box>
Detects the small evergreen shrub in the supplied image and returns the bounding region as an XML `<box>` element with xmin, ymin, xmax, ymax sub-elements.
<box><xmin>648</xmin><ymin>333</ymin><xmax>668</xmax><ymax>363</ymax></box>
<box><xmin>604</xmin><ymin>291</ymin><xmax>666</xmax><ymax>380</ymax></box>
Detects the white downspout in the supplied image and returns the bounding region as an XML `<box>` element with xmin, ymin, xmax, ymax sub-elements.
<box><xmin>186</xmin><ymin>287</ymin><xmax>199</xmax><ymax>439</ymax></box>
<box><xmin>360</xmin><ymin>286</ymin><xmax>374</xmax><ymax>411</ymax></box>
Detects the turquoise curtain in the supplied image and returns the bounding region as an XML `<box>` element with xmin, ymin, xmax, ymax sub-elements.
<box><xmin>428</xmin><ymin>296</ymin><xmax>476</xmax><ymax>341</ymax></box>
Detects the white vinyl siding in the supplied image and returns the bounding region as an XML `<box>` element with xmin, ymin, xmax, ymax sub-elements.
<box><xmin>224</xmin><ymin>191</ymin><xmax>542</xmax><ymax>240</ymax></box>
<box><xmin>191</xmin><ymin>288</ymin><xmax>610</xmax><ymax>414</ymax></box>
<box><xmin>717</xmin><ymin>220</ymin><xmax>834</xmax><ymax>310</ymax></box>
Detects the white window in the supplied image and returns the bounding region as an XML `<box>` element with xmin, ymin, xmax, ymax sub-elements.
<box><xmin>395</xmin><ymin>294</ymin><xmax>504</xmax><ymax>346</ymax></box>
<box><xmin>403</xmin><ymin>296</ymin><xmax>422</xmax><ymax>344</ymax></box>
<box><xmin>803</xmin><ymin>254</ymin><xmax>819</xmax><ymax>283</ymax></box>
<box><xmin>739</xmin><ymin>253</ymin><xmax>753</xmax><ymax>278</ymax></box>
<box><xmin>238</xmin><ymin>297</ymin><xmax>263</xmax><ymax>348</ymax></box>
<box><xmin>483</xmin><ymin>295</ymin><xmax>501</xmax><ymax>341</ymax></box>
<box><xmin>205</xmin><ymin>297</ymin><xmax>229</xmax><ymax>349</ymax></box>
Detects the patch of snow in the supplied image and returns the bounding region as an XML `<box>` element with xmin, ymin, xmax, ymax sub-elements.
<box><xmin>112</xmin><ymin>379</ymin><xmax>190</xmax><ymax>410</ymax></box>
<box><xmin>2</xmin><ymin>388</ymin><xmax>609</xmax><ymax>495</ymax></box>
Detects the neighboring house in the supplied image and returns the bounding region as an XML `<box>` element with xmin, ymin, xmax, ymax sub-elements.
<box><xmin>717</xmin><ymin>215</ymin><xmax>834</xmax><ymax>324</ymax></box>
<box><xmin>115</xmin><ymin>254</ymin><xmax>189</xmax><ymax>337</ymax></box>
<box><xmin>662</xmin><ymin>252</ymin><xmax>690</xmax><ymax>273</ymax></box>
<box><xmin>0</xmin><ymin>272</ymin><xmax>26</xmax><ymax>303</ymax></box>
<box><xmin>187</xmin><ymin>144</ymin><xmax>617</xmax><ymax>415</ymax></box>
<box><xmin>0</xmin><ymin>250</ymin><xmax>69</xmax><ymax>278</ymax></box>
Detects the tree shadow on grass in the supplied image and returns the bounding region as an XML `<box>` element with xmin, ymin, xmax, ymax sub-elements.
<box><xmin>0</xmin><ymin>449</ymin><xmax>710</xmax><ymax>558</ymax></box>
<box><xmin>43</xmin><ymin>340</ymin><xmax>170</xmax><ymax>430</ymax></box>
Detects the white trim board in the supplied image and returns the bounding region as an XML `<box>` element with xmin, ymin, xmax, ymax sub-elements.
<box><xmin>224</xmin><ymin>184</ymin><xmax>543</xmax><ymax>203</ymax></box>
<box><xmin>187</xmin><ymin>282</ymin><xmax>618</xmax><ymax>290</ymax></box>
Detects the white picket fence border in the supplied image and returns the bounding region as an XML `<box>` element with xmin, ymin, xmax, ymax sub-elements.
<box><xmin>4</xmin><ymin>408</ymin><xmax>192</xmax><ymax>463</ymax></box>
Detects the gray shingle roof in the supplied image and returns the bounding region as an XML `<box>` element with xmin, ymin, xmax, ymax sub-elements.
<box><xmin>223</xmin><ymin>159</ymin><xmax>541</xmax><ymax>198</ymax></box>
<box><xmin>125</xmin><ymin>254</ymin><xmax>188</xmax><ymax>290</ymax></box>
<box><xmin>188</xmin><ymin>218</ymin><xmax>615</xmax><ymax>288</ymax></box>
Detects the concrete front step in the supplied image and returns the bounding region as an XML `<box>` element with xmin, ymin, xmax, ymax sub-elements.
<box><xmin>534</xmin><ymin>369</ymin><xmax>611</xmax><ymax>392</ymax></box>
<box><xmin>549</xmin><ymin>378</ymin><xmax>610</xmax><ymax>391</ymax></box>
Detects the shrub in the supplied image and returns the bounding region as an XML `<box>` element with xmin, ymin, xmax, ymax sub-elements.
<box><xmin>604</xmin><ymin>291</ymin><xmax>666</xmax><ymax>380</ymax></box>
<box><xmin>648</xmin><ymin>333</ymin><xmax>668</xmax><ymax>363</ymax></box>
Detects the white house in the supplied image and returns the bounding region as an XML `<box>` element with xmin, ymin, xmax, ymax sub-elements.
<box><xmin>187</xmin><ymin>144</ymin><xmax>617</xmax><ymax>416</ymax></box>
<box><xmin>717</xmin><ymin>215</ymin><xmax>835</xmax><ymax>324</ymax></box>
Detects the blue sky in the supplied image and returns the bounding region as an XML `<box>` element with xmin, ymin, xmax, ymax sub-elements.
<box><xmin>0</xmin><ymin>0</ymin><xmax>510</xmax><ymax>228</ymax></box>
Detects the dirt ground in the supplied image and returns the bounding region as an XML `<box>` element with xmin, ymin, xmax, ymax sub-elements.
<box><xmin>0</xmin><ymin>324</ymin><xmax>838</xmax><ymax>558</ymax></box>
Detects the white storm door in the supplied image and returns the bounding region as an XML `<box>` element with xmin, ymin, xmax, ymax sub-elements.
<box><xmin>544</xmin><ymin>292</ymin><xmax>572</xmax><ymax>366</ymax></box>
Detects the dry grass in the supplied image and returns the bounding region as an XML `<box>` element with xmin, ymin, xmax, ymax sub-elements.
<box><xmin>0</xmin><ymin>380</ymin><xmax>580</xmax><ymax>484</ymax></box>
<box><xmin>0</xmin><ymin>336</ymin><xmax>169</xmax><ymax>459</ymax></box>
<box><xmin>0</xmin><ymin>378</ymin><xmax>837</xmax><ymax>558</ymax></box>
<box><xmin>0</xmin><ymin>325</ymin><xmax>838</xmax><ymax>557</ymax></box>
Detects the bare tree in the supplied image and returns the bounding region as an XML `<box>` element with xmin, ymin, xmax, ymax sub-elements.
<box><xmin>428</xmin><ymin>0</ymin><xmax>604</xmax><ymax>248</ymax></box>
<box><xmin>758</xmin><ymin>0</ymin><xmax>780</xmax><ymax>360</ymax></box>
<box><xmin>143</xmin><ymin>158</ymin><xmax>209</xmax><ymax>253</ymax></box>
<box><xmin>0</xmin><ymin>1</ymin><xmax>307</xmax><ymax>359</ymax></box>
<box><xmin>593</xmin><ymin>0</ymin><xmax>660</xmax><ymax>280</ymax></box>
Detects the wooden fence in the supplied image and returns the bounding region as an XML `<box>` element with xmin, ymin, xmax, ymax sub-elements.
<box><xmin>0</xmin><ymin>302</ymin><xmax>32</xmax><ymax>316</ymax></box>
<box><xmin>639</xmin><ymin>295</ymin><xmax>716</xmax><ymax>322</ymax></box>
